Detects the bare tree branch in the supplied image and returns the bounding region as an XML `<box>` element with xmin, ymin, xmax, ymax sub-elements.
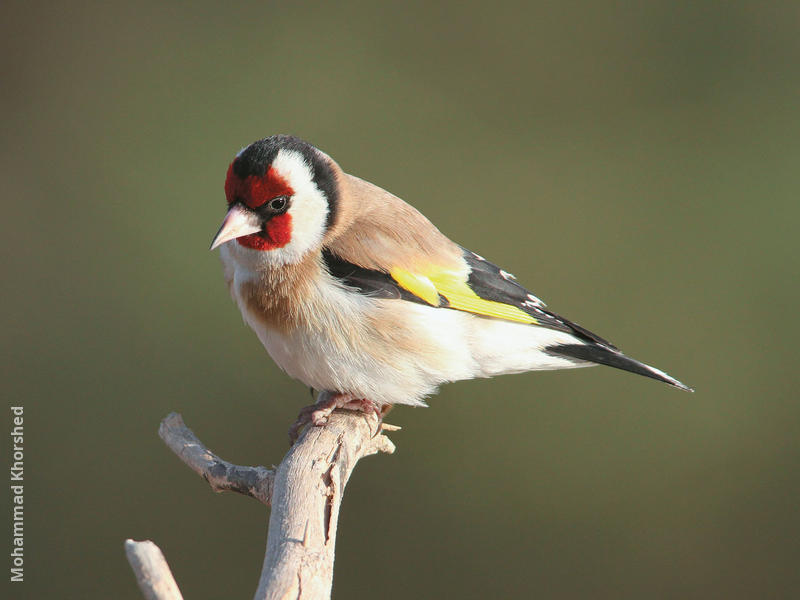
<box><xmin>255</xmin><ymin>411</ymin><xmax>395</xmax><ymax>600</ymax></box>
<box><xmin>159</xmin><ymin>412</ymin><xmax>275</xmax><ymax>505</ymax></box>
<box><xmin>125</xmin><ymin>539</ymin><xmax>184</xmax><ymax>600</ymax></box>
<box><xmin>130</xmin><ymin>409</ymin><xmax>396</xmax><ymax>599</ymax></box>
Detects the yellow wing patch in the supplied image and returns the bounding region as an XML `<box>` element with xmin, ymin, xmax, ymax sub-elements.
<box><xmin>389</xmin><ymin>268</ymin><xmax>440</xmax><ymax>306</ymax></box>
<box><xmin>389</xmin><ymin>266</ymin><xmax>538</xmax><ymax>325</ymax></box>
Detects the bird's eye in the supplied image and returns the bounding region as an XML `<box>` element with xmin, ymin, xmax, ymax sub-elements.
<box><xmin>268</xmin><ymin>196</ymin><xmax>288</xmax><ymax>212</ymax></box>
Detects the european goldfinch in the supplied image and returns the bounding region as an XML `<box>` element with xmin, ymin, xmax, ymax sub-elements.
<box><xmin>211</xmin><ymin>135</ymin><xmax>691</xmax><ymax>432</ymax></box>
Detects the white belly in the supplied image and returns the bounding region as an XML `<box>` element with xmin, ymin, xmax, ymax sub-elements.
<box><xmin>243</xmin><ymin>299</ymin><xmax>479</xmax><ymax>407</ymax></box>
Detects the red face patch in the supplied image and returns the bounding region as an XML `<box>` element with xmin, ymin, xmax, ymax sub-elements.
<box><xmin>224</xmin><ymin>162</ymin><xmax>295</xmax><ymax>251</ymax></box>
<box><xmin>236</xmin><ymin>213</ymin><xmax>293</xmax><ymax>250</ymax></box>
<box><xmin>224</xmin><ymin>163</ymin><xmax>294</xmax><ymax>209</ymax></box>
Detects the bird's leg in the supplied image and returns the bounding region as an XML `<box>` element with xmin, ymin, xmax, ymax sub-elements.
<box><xmin>288</xmin><ymin>391</ymin><xmax>387</xmax><ymax>444</ymax></box>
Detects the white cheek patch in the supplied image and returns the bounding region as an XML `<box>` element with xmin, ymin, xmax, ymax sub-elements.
<box><xmin>259</xmin><ymin>149</ymin><xmax>329</xmax><ymax>266</ymax></box>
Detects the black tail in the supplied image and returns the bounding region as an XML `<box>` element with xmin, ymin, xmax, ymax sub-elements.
<box><xmin>546</xmin><ymin>343</ymin><xmax>693</xmax><ymax>392</ymax></box>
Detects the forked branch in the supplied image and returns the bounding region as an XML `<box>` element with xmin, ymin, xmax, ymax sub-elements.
<box><xmin>127</xmin><ymin>410</ymin><xmax>396</xmax><ymax>599</ymax></box>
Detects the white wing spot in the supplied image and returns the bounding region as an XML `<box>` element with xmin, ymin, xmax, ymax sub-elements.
<box><xmin>472</xmin><ymin>253</ymin><xmax>485</xmax><ymax>261</ymax></box>
<box><xmin>526</xmin><ymin>293</ymin><xmax>545</xmax><ymax>307</ymax></box>
<box><xmin>523</xmin><ymin>300</ymin><xmax>546</xmax><ymax>313</ymax></box>
<box><xmin>499</xmin><ymin>269</ymin><xmax>516</xmax><ymax>281</ymax></box>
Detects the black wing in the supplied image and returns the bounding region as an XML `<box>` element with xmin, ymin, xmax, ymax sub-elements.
<box><xmin>462</xmin><ymin>249</ymin><xmax>618</xmax><ymax>349</ymax></box>
<box><xmin>323</xmin><ymin>247</ymin><xmax>615</xmax><ymax>348</ymax></box>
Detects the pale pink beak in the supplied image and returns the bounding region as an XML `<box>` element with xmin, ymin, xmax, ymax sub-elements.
<box><xmin>209</xmin><ymin>204</ymin><xmax>262</xmax><ymax>250</ymax></box>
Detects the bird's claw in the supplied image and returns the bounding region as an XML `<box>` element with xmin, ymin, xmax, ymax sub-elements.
<box><xmin>368</xmin><ymin>404</ymin><xmax>396</xmax><ymax>439</ymax></box>
<box><xmin>288</xmin><ymin>392</ymin><xmax>392</xmax><ymax>445</ymax></box>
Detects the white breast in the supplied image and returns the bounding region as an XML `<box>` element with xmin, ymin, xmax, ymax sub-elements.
<box><xmin>229</xmin><ymin>260</ymin><xmax>476</xmax><ymax>406</ymax></box>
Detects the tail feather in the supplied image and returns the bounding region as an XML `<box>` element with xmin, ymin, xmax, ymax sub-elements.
<box><xmin>546</xmin><ymin>343</ymin><xmax>693</xmax><ymax>392</ymax></box>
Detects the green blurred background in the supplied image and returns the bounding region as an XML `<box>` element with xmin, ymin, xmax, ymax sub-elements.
<box><xmin>3</xmin><ymin>1</ymin><xmax>799</xmax><ymax>598</ymax></box>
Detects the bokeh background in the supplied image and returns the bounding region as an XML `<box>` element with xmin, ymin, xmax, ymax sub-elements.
<box><xmin>3</xmin><ymin>1</ymin><xmax>799</xmax><ymax>598</ymax></box>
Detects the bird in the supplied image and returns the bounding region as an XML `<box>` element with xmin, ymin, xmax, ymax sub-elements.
<box><xmin>211</xmin><ymin>135</ymin><xmax>692</xmax><ymax>438</ymax></box>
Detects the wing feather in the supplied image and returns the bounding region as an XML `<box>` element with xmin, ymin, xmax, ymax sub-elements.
<box><xmin>322</xmin><ymin>246</ymin><xmax>615</xmax><ymax>347</ymax></box>
<box><xmin>323</xmin><ymin>174</ymin><xmax>614</xmax><ymax>345</ymax></box>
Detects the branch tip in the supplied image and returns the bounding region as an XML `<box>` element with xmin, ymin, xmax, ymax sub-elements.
<box><xmin>124</xmin><ymin>539</ymin><xmax>184</xmax><ymax>600</ymax></box>
<box><xmin>158</xmin><ymin>412</ymin><xmax>275</xmax><ymax>506</ymax></box>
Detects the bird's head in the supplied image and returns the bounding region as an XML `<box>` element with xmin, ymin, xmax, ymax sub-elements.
<box><xmin>211</xmin><ymin>135</ymin><xmax>338</xmax><ymax>265</ymax></box>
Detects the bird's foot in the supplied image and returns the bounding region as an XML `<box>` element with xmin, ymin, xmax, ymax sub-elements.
<box><xmin>288</xmin><ymin>392</ymin><xmax>392</xmax><ymax>444</ymax></box>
